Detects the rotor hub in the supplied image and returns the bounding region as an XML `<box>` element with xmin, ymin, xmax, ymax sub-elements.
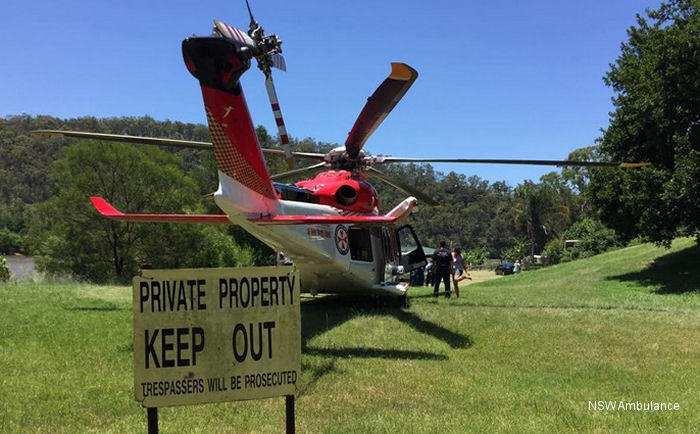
<box><xmin>325</xmin><ymin>147</ymin><xmax>369</xmax><ymax>171</ymax></box>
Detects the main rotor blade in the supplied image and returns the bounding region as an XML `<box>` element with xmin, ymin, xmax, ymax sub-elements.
<box><xmin>30</xmin><ymin>130</ymin><xmax>327</xmax><ymax>159</ymax></box>
<box><xmin>367</xmin><ymin>167</ymin><xmax>440</xmax><ymax>207</ymax></box>
<box><xmin>374</xmin><ymin>156</ymin><xmax>650</xmax><ymax>168</ymax></box>
<box><xmin>270</xmin><ymin>162</ymin><xmax>326</xmax><ymax>182</ymax></box>
<box><xmin>345</xmin><ymin>63</ymin><xmax>418</xmax><ymax>159</ymax></box>
<box><xmin>261</xmin><ymin>149</ymin><xmax>326</xmax><ymax>160</ymax></box>
<box><xmin>31</xmin><ymin>130</ymin><xmax>214</xmax><ymax>149</ymax></box>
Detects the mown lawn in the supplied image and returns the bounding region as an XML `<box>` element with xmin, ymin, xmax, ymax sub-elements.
<box><xmin>1</xmin><ymin>238</ymin><xmax>699</xmax><ymax>433</ymax></box>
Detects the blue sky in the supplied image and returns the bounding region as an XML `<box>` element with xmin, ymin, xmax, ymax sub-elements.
<box><xmin>1</xmin><ymin>0</ymin><xmax>661</xmax><ymax>186</ymax></box>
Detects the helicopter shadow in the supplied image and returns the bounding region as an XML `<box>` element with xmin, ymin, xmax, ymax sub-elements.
<box><xmin>300</xmin><ymin>295</ymin><xmax>472</xmax><ymax>362</ymax></box>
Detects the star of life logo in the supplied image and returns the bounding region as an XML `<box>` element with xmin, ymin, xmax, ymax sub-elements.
<box><xmin>335</xmin><ymin>225</ymin><xmax>349</xmax><ymax>255</ymax></box>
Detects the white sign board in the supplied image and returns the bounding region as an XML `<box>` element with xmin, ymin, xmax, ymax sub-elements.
<box><xmin>133</xmin><ymin>266</ymin><xmax>301</xmax><ymax>407</ymax></box>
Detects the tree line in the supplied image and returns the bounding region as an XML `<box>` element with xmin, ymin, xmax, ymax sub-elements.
<box><xmin>0</xmin><ymin>114</ymin><xmax>620</xmax><ymax>281</ymax></box>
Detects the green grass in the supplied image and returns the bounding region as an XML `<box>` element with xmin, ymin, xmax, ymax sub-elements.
<box><xmin>1</xmin><ymin>238</ymin><xmax>700</xmax><ymax>433</ymax></box>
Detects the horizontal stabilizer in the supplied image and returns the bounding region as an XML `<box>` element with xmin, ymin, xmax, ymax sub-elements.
<box><xmin>91</xmin><ymin>197</ymin><xmax>417</xmax><ymax>226</ymax></box>
<box><xmin>90</xmin><ymin>197</ymin><xmax>231</xmax><ymax>224</ymax></box>
<box><xmin>251</xmin><ymin>215</ymin><xmax>398</xmax><ymax>225</ymax></box>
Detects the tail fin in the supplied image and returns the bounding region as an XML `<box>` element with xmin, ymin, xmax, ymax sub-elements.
<box><xmin>202</xmin><ymin>86</ymin><xmax>277</xmax><ymax>201</ymax></box>
<box><xmin>183</xmin><ymin>37</ymin><xmax>278</xmax><ymax>215</ymax></box>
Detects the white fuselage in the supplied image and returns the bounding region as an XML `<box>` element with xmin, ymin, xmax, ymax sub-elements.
<box><xmin>214</xmin><ymin>171</ymin><xmax>410</xmax><ymax>296</ymax></box>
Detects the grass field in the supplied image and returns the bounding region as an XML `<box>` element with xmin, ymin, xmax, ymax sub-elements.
<box><xmin>1</xmin><ymin>238</ymin><xmax>700</xmax><ymax>433</ymax></box>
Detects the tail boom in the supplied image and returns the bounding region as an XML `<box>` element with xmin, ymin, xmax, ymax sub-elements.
<box><xmin>183</xmin><ymin>36</ymin><xmax>278</xmax><ymax>216</ymax></box>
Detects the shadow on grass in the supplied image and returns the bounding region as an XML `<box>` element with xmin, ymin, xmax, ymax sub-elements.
<box><xmin>301</xmin><ymin>295</ymin><xmax>471</xmax><ymax>362</ymax></box>
<box><xmin>304</xmin><ymin>347</ymin><xmax>448</xmax><ymax>360</ymax></box>
<box><xmin>608</xmin><ymin>242</ymin><xmax>700</xmax><ymax>294</ymax></box>
<box><xmin>298</xmin><ymin>359</ymin><xmax>338</xmax><ymax>396</ymax></box>
<box><xmin>393</xmin><ymin>309</ymin><xmax>472</xmax><ymax>349</ymax></box>
<box><xmin>66</xmin><ymin>304</ymin><xmax>123</xmax><ymax>311</ymax></box>
<box><xmin>409</xmin><ymin>291</ymin><xmax>457</xmax><ymax>299</ymax></box>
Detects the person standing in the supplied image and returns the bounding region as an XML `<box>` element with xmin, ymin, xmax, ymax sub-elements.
<box><xmin>432</xmin><ymin>241</ymin><xmax>453</xmax><ymax>298</ymax></box>
<box><xmin>416</xmin><ymin>265</ymin><xmax>425</xmax><ymax>286</ymax></box>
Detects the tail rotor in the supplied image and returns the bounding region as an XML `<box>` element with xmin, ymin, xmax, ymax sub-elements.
<box><xmin>214</xmin><ymin>1</ymin><xmax>294</xmax><ymax>169</ymax></box>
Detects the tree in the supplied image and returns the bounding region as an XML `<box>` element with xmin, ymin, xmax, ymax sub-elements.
<box><xmin>561</xmin><ymin>218</ymin><xmax>619</xmax><ymax>261</ymax></box>
<box><xmin>0</xmin><ymin>114</ymin><xmax>212</xmax><ymax>255</ymax></box>
<box><xmin>514</xmin><ymin>181</ymin><xmax>571</xmax><ymax>256</ymax></box>
<box><xmin>28</xmin><ymin>141</ymin><xmax>252</xmax><ymax>282</ymax></box>
<box><xmin>588</xmin><ymin>0</ymin><xmax>700</xmax><ymax>245</ymax></box>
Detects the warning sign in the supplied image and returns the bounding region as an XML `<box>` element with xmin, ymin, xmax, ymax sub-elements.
<box><xmin>132</xmin><ymin>266</ymin><xmax>301</xmax><ymax>408</ymax></box>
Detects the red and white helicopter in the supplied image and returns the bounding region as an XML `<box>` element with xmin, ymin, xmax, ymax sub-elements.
<box><xmin>35</xmin><ymin>7</ymin><xmax>646</xmax><ymax>299</ymax></box>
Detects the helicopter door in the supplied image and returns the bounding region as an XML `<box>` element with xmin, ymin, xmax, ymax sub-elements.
<box><xmin>396</xmin><ymin>225</ymin><xmax>427</xmax><ymax>272</ymax></box>
<box><xmin>348</xmin><ymin>226</ymin><xmax>373</xmax><ymax>262</ymax></box>
<box><xmin>380</xmin><ymin>226</ymin><xmax>401</xmax><ymax>283</ymax></box>
<box><xmin>347</xmin><ymin>226</ymin><xmax>376</xmax><ymax>285</ymax></box>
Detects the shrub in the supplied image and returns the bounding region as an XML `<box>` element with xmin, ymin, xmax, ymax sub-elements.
<box><xmin>464</xmin><ymin>247</ymin><xmax>489</xmax><ymax>266</ymax></box>
<box><xmin>0</xmin><ymin>256</ymin><xmax>11</xmax><ymax>282</ymax></box>
<box><xmin>0</xmin><ymin>229</ymin><xmax>22</xmax><ymax>255</ymax></box>
<box><xmin>543</xmin><ymin>239</ymin><xmax>564</xmax><ymax>265</ymax></box>
<box><xmin>502</xmin><ymin>239</ymin><xmax>530</xmax><ymax>262</ymax></box>
<box><xmin>562</xmin><ymin>218</ymin><xmax>619</xmax><ymax>262</ymax></box>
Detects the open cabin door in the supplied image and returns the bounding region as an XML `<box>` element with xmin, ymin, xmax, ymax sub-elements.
<box><xmin>396</xmin><ymin>224</ymin><xmax>426</xmax><ymax>272</ymax></box>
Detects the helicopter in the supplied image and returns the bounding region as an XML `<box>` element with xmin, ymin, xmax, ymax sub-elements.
<box><xmin>34</xmin><ymin>6</ymin><xmax>648</xmax><ymax>300</ymax></box>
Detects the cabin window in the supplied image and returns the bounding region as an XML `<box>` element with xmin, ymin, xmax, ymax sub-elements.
<box><xmin>349</xmin><ymin>227</ymin><xmax>373</xmax><ymax>262</ymax></box>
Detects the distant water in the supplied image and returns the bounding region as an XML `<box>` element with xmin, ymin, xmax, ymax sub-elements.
<box><xmin>4</xmin><ymin>256</ymin><xmax>37</xmax><ymax>280</ymax></box>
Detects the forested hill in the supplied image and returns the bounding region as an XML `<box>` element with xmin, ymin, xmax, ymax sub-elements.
<box><xmin>1</xmin><ymin>114</ymin><xmax>210</xmax><ymax>201</ymax></box>
<box><xmin>1</xmin><ymin>115</ymin><xmax>207</xmax><ymax>250</ymax></box>
<box><xmin>1</xmin><ymin>114</ymin><xmax>609</xmax><ymax>281</ymax></box>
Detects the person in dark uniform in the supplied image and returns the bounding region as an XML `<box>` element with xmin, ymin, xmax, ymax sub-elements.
<box><xmin>432</xmin><ymin>241</ymin><xmax>453</xmax><ymax>298</ymax></box>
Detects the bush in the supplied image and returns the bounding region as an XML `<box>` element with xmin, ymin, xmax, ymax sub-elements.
<box><xmin>0</xmin><ymin>256</ymin><xmax>11</xmax><ymax>282</ymax></box>
<box><xmin>0</xmin><ymin>228</ymin><xmax>23</xmax><ymax>255</ymax></box>
<box><xmin>543</xmin><ymin>239</ymin><xmax>564</xmax><ymax>265</ymax></box>
<box><xmin>561</xmin><ymin>218</ymin><xmax>619</xmax><ymax>262</ymax></box>
<box><xmin>464</xmin><ymin>247</ymin><xmax>489</xmax><ymax>266</ymax></box>
<box><xmin>502</xmin><ymin>239</ymin><xmax>530</xmax><ymax>262</ymax></box>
